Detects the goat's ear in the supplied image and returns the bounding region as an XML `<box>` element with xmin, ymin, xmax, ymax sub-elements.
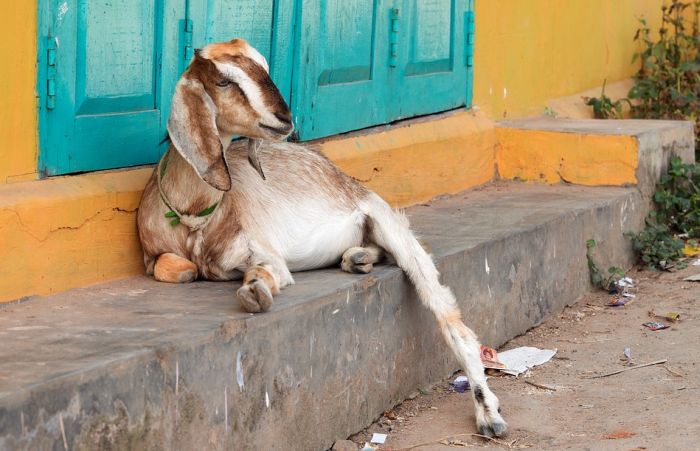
<box><xmin>167</xmin><ymin>77</ymin><xmax>231</xmax><ymax>191</ymax></box>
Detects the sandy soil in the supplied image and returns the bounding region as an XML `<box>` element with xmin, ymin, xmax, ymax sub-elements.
<box><xmin>345</xmin><ymin>264</ymin><xmax>700</xmax><ymax>450</ymax></box>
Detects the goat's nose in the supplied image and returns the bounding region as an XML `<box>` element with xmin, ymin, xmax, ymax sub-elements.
<box><xmin>274</xmin><ymin>112</ymin><xmax>292</xmax><ymax>125</ymax></box>
<box><xmin>274</xmin><ymin>112</ymin><xmax>294</xmax><ymax>133</ymax></box>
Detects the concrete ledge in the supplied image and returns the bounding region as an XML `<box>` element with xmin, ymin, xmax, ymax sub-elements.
<box><xmin>0</xmin><ymin>182</ymin><xmax>646</xmax><ymax>450</ymax></box>
<box><xmin>495</xmin><ymin>119</ymin><xmax>695</xmax><ymax>197</ymax></box>
<box><xmin>0</xmin><ymin>111</ymin><xmax>497</xmax><ymax>304</ymax></box>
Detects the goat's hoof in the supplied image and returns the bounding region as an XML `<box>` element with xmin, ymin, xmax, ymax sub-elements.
<box><xmin>477</xmin><ymin>417</ymin><xmax>508</xmax><ymax>438</ymax></box>
<box><xmin>341</xmin><ymin>249</ymin><xmax>374</xmax><ymax>274</ymax></box>
<box><xmin>237</xmin><ymin>280</ymin><xmax>273</xmax><ymax>313</ymax></box>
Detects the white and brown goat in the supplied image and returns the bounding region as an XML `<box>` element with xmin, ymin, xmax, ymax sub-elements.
<box><xmin>137</xmin><ymin>38</ymin><xmax>507</xmax><ymax>437</ymax></box>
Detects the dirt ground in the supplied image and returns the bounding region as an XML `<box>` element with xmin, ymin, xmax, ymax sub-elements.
<box><xmin>345</xmin><ymin>264</ymin><xmax>700</xmax><ymax>450</ymax></box>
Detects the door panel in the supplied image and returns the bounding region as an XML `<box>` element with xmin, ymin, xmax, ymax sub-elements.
<box><xmin>292</xmin><ymin>0</ymin><xmax>387</xmax><ymax>140</ymax></box>
<box><xmin>202</xmin><ymin>0</ymin><xmax>275</xmax><ymax>56</ymax></box>
<box><xmin>78</xmin><ymin>0</ymin><xmax>156</xmax><ymax>110</ymax></box>
<box><xmin>404</xmin><ymin>0</ymin><xmax>453</xmax><ymax>76</ymax></box>
<box><xmin>394</xmin><ymin>0</ymin><xmax>467</xmax><ymax>120</ymax></box>
<box><xmin>317</xmin><ymin>0</ymin><xmax>376</xmax><ymax>85</ymax></box>
<box><xmin>292</xmin><ymin>0</ymin><xmax>473</xmax><ymax>141</ymax></box>
<box><xmin>38</xmin><ymin>0</ymin><xmax>184</xmax><ymax>175</ymax></box>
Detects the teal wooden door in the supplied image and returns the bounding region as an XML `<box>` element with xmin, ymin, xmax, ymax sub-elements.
<box><xmin>38</xmin><ymin>0</ymin><xmax>185</xmax><ymax>175</ymax></box>
<box><xmin>292</xmin><ymin>0</ymin><xmax>474</xmax><ymax>141</ymax></box>
<box><xmin>37</xmin><ymin>0</ymin><xmax>295</xmax><ymax>175</ymax></box>
<box><xmin>292</xmin><ymin>0</ymin><xmax>389</xmax><ymax>139</ymax></box>
<box><xmin>393</xmin><ymin>0</ymin><xmax>470</xmax><ymax>120</ymax></box>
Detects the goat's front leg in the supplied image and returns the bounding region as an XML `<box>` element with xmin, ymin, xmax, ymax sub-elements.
<box><xmin>237</xmin><ymin>264</ymin><xmax>281</xmax><ymax>313</ymax></box>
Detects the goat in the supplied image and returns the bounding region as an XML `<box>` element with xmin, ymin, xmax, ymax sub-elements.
<box><xmin>137</xmin><ymin>38</ymin><xmax>507</xmax><ymax>438</ymax></box>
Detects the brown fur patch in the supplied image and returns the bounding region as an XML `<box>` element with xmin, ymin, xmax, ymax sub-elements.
<box><xmin>442</xmin><ymin>308</ymin><xmax>477</xmax><ymax>340</ymax></box>
<box><xmin>243</xmin><ymin>266</ymin><xmax>279</xmax><ymax>294</ymax></box>
<box><xmin>202</xmin><ymin>39</ymin><xmax>250</xmax><ymax>60</ymax></box>
<box><xmin>154</xmin><ymin>253</ymin><xmax>198</xmax><ymax>283</ymax></box>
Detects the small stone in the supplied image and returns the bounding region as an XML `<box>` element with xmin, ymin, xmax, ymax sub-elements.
<box><xmin>332</xmin><ymin>439</ymin><xmax>359</xmax><ymax>451</ymax></box>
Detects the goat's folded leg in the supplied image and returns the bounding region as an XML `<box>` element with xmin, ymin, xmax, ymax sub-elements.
<box><xmin>340</xmin><ymin>244</ymin><xmax>384</xmax><ymax>274</ymax></box>
<box><xmin>153</xmin><ymin>253</ymin><xmax>198</xmax><ymax>283</ymax></box>
<box><xmin>237</xmin><ymin>264</ymin><xmax>280</xmax><ymax>313</ymax></box>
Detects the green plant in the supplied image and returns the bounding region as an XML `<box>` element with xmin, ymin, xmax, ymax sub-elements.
<box><xmin>586</xmin><ymin>239</ymin><xmax>626</xmax><ymax>291</ymax></box>
<box><xmin>627</xmin><ymin>156</ymin><xmax>700</xmax><ymax>269</ymax></box>
<box><xmin>653</xmin><ymin>156</ymin><xmax>700</xmax><ymax>236</ymax></box>
<box><xmin>629</xmin><ymin>0</ymin><xmax>700</xmax><ymax>159</ymax></box>
<box><xmin>543</xmin><ymin>106</ymin><xmax>558</xmax><ymax>118</ymax></box>
<box><xmin>583</xmin><ymin>80</ymin><xmax>630</xmax><ymax>119</ymax></box>
<box><xmin>626</xmin><ymin>220</ymin><xmax>686</xmax><ymax>270</ymax></box>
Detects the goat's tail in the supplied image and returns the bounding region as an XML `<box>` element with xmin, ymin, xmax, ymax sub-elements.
<box><xmin>364</xmin><ymin>193</ymin><xmax>507</xmax><ymax>437</ymax></box>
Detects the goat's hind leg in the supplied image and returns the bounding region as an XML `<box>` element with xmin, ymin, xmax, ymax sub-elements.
<box><xmin>341</xmin><ymin>244</ymin><xmax>384</xmax><ymax>274</ymax></box>
<box><xmin>153</xmin><ymin>253</ymin><xmax>198</xmax><ymax>283</ymax></box>
<box><xmin>364</xmin><ymin>194</ymin><xmax>507</xmax><ymax>437</ymax></box>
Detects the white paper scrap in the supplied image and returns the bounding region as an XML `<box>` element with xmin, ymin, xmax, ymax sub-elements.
<box><xmin>693</xmin><ymin>259</ymin><xmax>700</xmax><ymax>266</ymax></box>
<box><xmin>370</xmin><ymin>433</ymin><xmax>387</xmax><ymax>444</ymax></box>
<box><xmin>684</xmin><ymin>273</ymin><xmax>700</xmax><ymax>282</ymax></box>
<box><xmin>498</xmin><ymin>346</ymin><xmax>557</xmax><ymax>376</ymax></box>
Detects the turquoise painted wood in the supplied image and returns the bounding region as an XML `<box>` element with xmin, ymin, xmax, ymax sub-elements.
<box><xmin>291</xmin><ymin>0</ymin><xmax>474</xmax><ymax>140</ymax></box>
<box><xmin>292</xmin><ymin>0</ymin><xmax>389</xmax><ymax>139</ymax></box>
<box><xmin>37</xmin><ymin>0</ymin><xmax>185</xmax><ymax>175</ymax></box>
<box><xmin>37</xmin><ymin>0</ymin><xmax>295</xmax><ymax>175</ymax></box>
<box><xmin>37</xmin><ymin>0</ymin><xmax>473</xmax><ymax>174</ymax></box>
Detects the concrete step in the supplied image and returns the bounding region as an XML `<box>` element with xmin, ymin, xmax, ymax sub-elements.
<box><xmin>1</xmin><ymin>182</ymin><xmax>647</xmax><ymax>451</ymax></box>
<box><xmin>496</xmin><ymin>118</ymin><xmax>695</xmax><ymax>197</ymax></box>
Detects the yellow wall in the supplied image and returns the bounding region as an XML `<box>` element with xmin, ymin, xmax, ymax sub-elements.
<box><xmin>0</xmin><ymin>2</ymin><xmax>38</xmax><ymax>183</ymax></box>
<box><xmin>473</xmin><ymin>0</ymin><xmax>663</xmax><ymax>118</ymax></box>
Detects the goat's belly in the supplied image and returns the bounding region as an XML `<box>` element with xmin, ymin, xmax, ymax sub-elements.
<box><xmin>280</xmin><ymin>209</ymin><xmax>365</xmax><ymax>272</ymax></box>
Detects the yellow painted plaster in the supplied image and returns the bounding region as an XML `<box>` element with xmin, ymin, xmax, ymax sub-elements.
<box><xmin>496</xmin><ymin>128</ymin><xmax>639</xmax><ymax>186</ymax></box>
<box><xmin>0</xmin><ymin>2</ymin><xmax>38</xmax><ymax>183</ymax></box>
<box><xmin>320</xmin><ymin>111</ymin><xmax>496</xmax><ymax>207</ymax></box>
<box><xmin>474</xmin><ymin>0</ymin><xmax>663</xmax><ymax>119</ymax></box>
<box><xmin>0</xmin><ymin>169</ymin><xmax>152</xmax><ymax>302</ymax></box>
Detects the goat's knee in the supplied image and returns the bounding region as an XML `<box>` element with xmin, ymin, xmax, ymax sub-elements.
<box><xmin>341</xmin><ymin>245</ymin><xmax>383</xmax><ymax>274</ymax></box>
<box><xmin>154</xmin><ymin>253</ymin><xmax>197</xmax><ymax>283</ymax></box>
<box><xmin>237</xmin><ymin>265</ymin><xmax>278</xmax><ymax>313</ymax></box>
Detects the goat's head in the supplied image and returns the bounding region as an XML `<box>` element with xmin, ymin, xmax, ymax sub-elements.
<box><xmin>167</xmin><ymin>38</ymin><xmax>293</xmax><ymax>191</ymax></box>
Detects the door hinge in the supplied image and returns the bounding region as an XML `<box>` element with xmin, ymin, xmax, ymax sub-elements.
<box><xmin>183</xmin><ymin>19</ymin><xmax>194</xmax><ymax>67</ymax></box>
<box><xmin>46</xmin><ymin>36</ymin><xmax>57</xmax><ymax>110</ymax></box>
<box><xmin>465</xmin><ymin>10</ymin><xmax>475</xmax><ymax>67</ymax></box>
<box><xmin>389</xmin><ymin>8</ymin><xmax>399</xmax><ymax>67</ymax></box>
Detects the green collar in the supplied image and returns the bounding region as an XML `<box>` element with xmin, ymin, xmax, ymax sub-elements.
<box><xmin>157</xmin><ymin>150</ymin><xmax>221</xmax><ymax>228</ymax></box>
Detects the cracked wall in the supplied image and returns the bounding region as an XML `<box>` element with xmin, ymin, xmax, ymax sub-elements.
<box><xmin>0</xmin><ymin>169</ymin><xmax>151</xmax><ymax>302</ymax></box>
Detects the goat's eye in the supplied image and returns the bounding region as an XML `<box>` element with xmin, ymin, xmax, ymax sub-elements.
<box><xmin>216</xmin><ymin>79</ymin><xmax>233</xmax><ymax>88</ymax></box>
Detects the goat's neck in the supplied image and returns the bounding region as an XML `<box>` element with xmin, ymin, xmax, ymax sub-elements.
<box><xmin>160</xmin><ymin>143</ymin><xmax>228</xmax><ymax>216</ymax></box>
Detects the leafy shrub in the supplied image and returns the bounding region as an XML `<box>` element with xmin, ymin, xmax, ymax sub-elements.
<box><xmin>627</xmin><ymin>157</ymin><xmax>700</xmax><ymax>269</ymax></box>
<box><xmin>629</xmin><ymin>0</ymin><xmax>700</xmax><ymax>157</ymax></box>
